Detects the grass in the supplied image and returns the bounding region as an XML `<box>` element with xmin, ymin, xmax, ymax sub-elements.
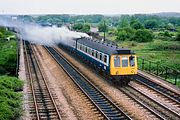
<box><xmin>119</xmin><ymin>39</ymin><xmax>180</xmax><ymax>87</ymax></box>
<box><xmin>119</xmin><ymin>39</ymin><xmax>180</xmax><ymax>70</ymax></box>
<box><xmin>99</xmin><ymin>31</ymin><xmax>180</xmax><ymax>86</ymax></box>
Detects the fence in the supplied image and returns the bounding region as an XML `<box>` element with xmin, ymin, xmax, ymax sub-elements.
<box><xmin>137</xmin><ymin>57</ymin><xmax>180</xmax><ymax>86</ymax></box>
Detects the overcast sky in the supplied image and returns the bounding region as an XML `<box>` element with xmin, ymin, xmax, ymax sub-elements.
<box><xmin>0</xmin><ymin>0</ymin><xmax>180</xmax><ymax>15</ymax></box>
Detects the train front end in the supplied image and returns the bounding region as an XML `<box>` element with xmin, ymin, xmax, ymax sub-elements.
<box><xmin>110</xmin><ymin>54</ymin><xmax>137</xmax><ymax>75</ymax></box>
<box><xmin>109</xmin><ymin>49</ymin><xmax>137</xmax><ymax>84</ymax></box>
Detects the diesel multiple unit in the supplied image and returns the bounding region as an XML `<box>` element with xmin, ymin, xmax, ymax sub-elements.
<box><xmin>59</xmin><ymin>37</ymin><xmax>137</xmax><ymax>84</ymax></box>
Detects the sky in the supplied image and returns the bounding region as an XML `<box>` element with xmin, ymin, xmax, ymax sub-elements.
<box><xmin>0</xmin><ymin>0</ymin><xmax>180</xmax><ymax>15</ymax></box>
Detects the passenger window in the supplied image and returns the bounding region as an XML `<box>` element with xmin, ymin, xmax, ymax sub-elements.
<box><xmin>85</xmin><ymin>47</ymin><xmax>87</xmax><ymax>53</ymax></box>
<box><xmin>99</xmin><ymin>53</ymin><xmax>102</xmax><ymax>60</ymax></box>
<box><xmin>92</xmin><ymin>50</ymin><xmax>94</xmax><ymax>56</ymax></box>
<box><xmin>129</xmin><ymin>56</ymin><xmax>135</xmax><ymax>67</ymax></box>
<box><xmin>122</xmin><ymin>56</ymin><xmax>128</xmax><ymax>67</ymax></box>
<box><xmin>104</xmin><ymin>55</ymin><xmax>107</xmax><ymax>63</ymax></box>
<box><xmin>88</xmin><ymin>48</ymin><xmax>91</xmax><ymax>55</ymax></box>
<box><xmin>96</xmin><ymin>51</ymin><xmax>98</xmax><ymax>58</ymax></box>
<box><xmin>114</xmin><ymin>56</ymin><xmax>120</xmax><ymax>67</ymax></box>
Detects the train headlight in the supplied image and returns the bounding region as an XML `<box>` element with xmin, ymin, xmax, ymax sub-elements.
<box><xmin>116</xmin><ymin>71</ymin><xmax>119</xmax><ymax>75</ymax></box>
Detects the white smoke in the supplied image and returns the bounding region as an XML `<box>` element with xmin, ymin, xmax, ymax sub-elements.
<box><xmin>0</xmin><ymin>16</ymin><xmax>89</xmax><ymax>46</ymax></box>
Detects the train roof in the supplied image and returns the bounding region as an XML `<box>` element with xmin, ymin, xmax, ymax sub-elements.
<box><xmin>77</xmin><ymin>37</ymin><xmax>134</xmax><ymax>55</ymax></box>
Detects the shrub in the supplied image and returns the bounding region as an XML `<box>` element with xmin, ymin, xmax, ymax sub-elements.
<box><xmin>132</xmin><ymin>29</ymin><xmax>154</xmax><ymax>42</ymax></box>
<box><xmin>0</xmin><ymin>76</ymin><xmax>23</xmax><ymax>120</ymax></box>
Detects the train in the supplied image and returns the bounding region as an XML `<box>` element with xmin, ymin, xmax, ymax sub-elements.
<box><xmin>59</xmin><ymin>37</ymin><xmax>138</xmax><ymax>85</ymax></box>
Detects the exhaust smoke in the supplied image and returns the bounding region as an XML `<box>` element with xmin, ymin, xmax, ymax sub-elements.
<box><xmin>0</xmin><ymin>16</ymin><xmax>89</xmax><ymax>47</ymax></box>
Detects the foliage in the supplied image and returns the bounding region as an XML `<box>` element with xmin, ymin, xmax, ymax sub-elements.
<box><xmin>72</xmin><ymin>23</ymin><xmax>90</xmax><ymax>32</ymax></box>
<box><xmin>0</xmin><ymin>32</ymin><xmax>3</xmax><ymax>38</ymax></box>
<box><xmin>132</xmin><ymin>29</ymin><xmax>154</xmax><ymax>42</ymax></box>
<box><xmin>116</xmin><ymin>27</ymin><xmax>135</xmax><ymax>41</ymax></box>
<box><xmin>72</xmin><ymin>23</ymin><xmax>83</xmax><ymax>31</ymax></box>
<box><xmin>82</xmin><ymin>23</ymin><xmax>91</xmax><ymax>32</ymax></box>
<box><xmin>144</xmin><ymin>20</ymin><xmax>158</xmax><ymax>29</ymax></box>
<box><xmin>0</xmin><ymin>76</ymin><xmax>23</xmax><ymax>120</ymax></box>
<box><xmin>98</xmin><ymin>21</ymin><xmax>108</xmax><ymax>32</ymax></box>
<box><xmin>130</xmin><ymin>19</ymin><xmax>144</xmax><ymax>30</ymax></box>
<box><xmin>118</xmin><ymin>16</ymin><xmax>129</xmax><ymax>28</ymax></box>
<box><xmin>0</xmin><ymin>40</ymin><xmax>17</xmax><ymax>75</ymax></box>
<box><xmin>176</xmin><ymin>33</ymin><xmax>180</xmax><ymax>41</ymax></box>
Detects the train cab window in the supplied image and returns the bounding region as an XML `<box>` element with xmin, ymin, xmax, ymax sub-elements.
<box><xmin>129</xmin><ymin>56</ymin><xmax>135</xmax><ymax>67</ymax></box>
<box><xmin>122</xmin><ymin>56</ymin><xmax>128</xmax><ymax>67</ymax></box>
<box><xmin>104</xmin><ymin>55</ymin><xmax>107</xmax><ymax>63</ymax></box>
<box><xmin>114</xmin><ymin>56</ymin><xmax>120</xmax><ymax>67</ymax></box>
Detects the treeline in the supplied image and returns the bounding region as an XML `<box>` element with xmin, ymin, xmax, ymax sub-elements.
<box><xmin>17</xmin><ymin>14</ymin><xmax>180</xmax><ymax>42</ymax></box>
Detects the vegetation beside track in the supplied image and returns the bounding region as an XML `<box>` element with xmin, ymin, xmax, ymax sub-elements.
<box><xmin>0</xmin><ymin>27</ymin><xmax>24</xmax><ymax>120</ymax></box>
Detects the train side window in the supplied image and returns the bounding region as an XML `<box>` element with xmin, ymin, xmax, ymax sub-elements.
<box><xmin>114</xmin><ymin>56</ymin><xmax>120</xmax><ymax>67</ymax></box>
<box><xmin>85</xmin><ymin>47</ymin><xmax>87</xmax><ymax>53</ymax></box>
<box><xmin>82</xmin><ymin>45</ymin><xmax>84</xmax><ymax>51</ymax></box>
<box><xmin>77</xmin><ymin>44</ymin><xmax>80</xmax><ymax>49</ymax></box>
<box><xmin>80</xmin><ymin>45</ymin><xmax>82</xmax><ymax>50</ymax></box>
<box><xmin>104</xmin><ymin>55</ymin><xmax>107</xmax><ymax>63</ymax></box>
<box><xmin>88</xmin><ymin>48</ymin><xmax>90</xmax><ymax>54</ymax></box>
<box><xmin>96</xmin><ymin>51</ymin><xmax>98</xmax><ymax>58</ymax></box>
<box><xmin>92</xmin><ymin>50</ymin><xmax>94</xmax><ymax>56</ymax></box>
<box><xmin>122</xmin><ymin>56</ymin><xmax>128</xmax><ymax>67</ymax></box>
<box><xmin>99</xmin><ymin>53</ymin><xmax>102</xmax><ymax>60</ymax></box>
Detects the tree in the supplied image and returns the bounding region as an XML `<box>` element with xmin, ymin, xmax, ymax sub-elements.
<box><xmin>118</xmin><ymin>17</ymin><xmax>129</xmax><ymax>29</ymax></box>
<box><xmin>145</xmin><ymin>20</ymin><xmax>158</xmax><ymax>29</ymax></box>
<box><xmin>165</xmin><ymin>23</ymin><xmax>175</xmax><ymax>31</ymax></box>
<box><xmin>116</xmin><ymin>30</ymin><xmax>128</xmax><ymax>41</ymax></box>
<box><xmin>82</xmin><ymin>24</ymin><xmax>90</xmax><ymax>33</ymax></box>
<box><xmin>72</xmin><ymin>23</ymin><xmax>90</xmax><ymax>33</ymax></box>
<box><xmin>116</xmin><ymin>27</ymin><xmax>135</xmax><ymax>41</ymax></box>
<box><xmin>131</xmin><ymin>21</ymin><xmax>144</xmax><ymax>30</ymax></box>
<box><xmin>98</xmin><ymin>21</ymin><xmax>108</xmax><ymax>32</ymax></box>
<box><xmin>132</xmin><ymin>29</ymin><xmax>154</xmax><ymax>42</ymax></box>
<box><xmin>72</xmin><ymin>23</ymin><xmax>83</xmax><ymax>31</ymax></box>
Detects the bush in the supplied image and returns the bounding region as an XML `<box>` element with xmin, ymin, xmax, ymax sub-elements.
<box><xmin>116</xmin><ymin>27</ymin><xmax>135</xmax><ymax>41</ymax></box>
<box><xmin>0</xmin><ymin>76</ymin><xmax>23</xmax><ymax>120</ymax></box>
<box><xmin>132</xmin><ymin>29</ymin><xmax>154</xmax><ymax>42</ymax></box>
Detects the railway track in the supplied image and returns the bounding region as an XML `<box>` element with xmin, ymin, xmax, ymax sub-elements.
<box><xmin>120</xmin><ymin>82</ymin><xmax>180</xmax><ymax>120</ymax></box>
<box><xmin>133</xmin><ymin>75</ymin><xmax>180</xmax><ymax>103</ymax></box>
<box><xmin>24</xmin><ymin>41</ymin><xmax>62</xmax><ymax>120</ymax></box>
<box><xmin>45</xmin><ymin>46</ymin><xmax>131</xmax><ymax>120</ymax></box>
